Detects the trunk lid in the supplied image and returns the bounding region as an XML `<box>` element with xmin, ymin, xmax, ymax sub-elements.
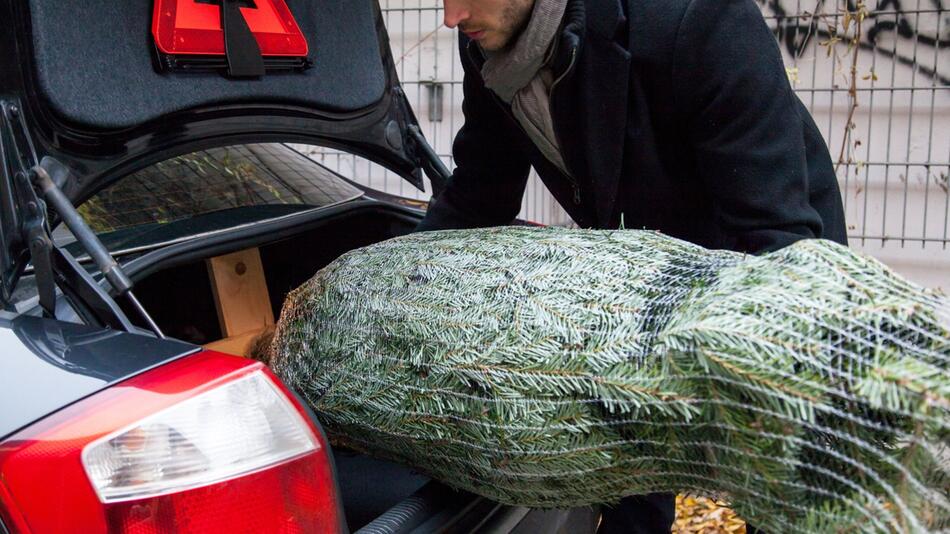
<box><xmin>0</xmin><ymin>0</ymin><xmax>427</xmax><ymax>302</ymax></box>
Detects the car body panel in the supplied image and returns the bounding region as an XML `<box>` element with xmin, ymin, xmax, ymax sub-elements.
<box><xmin>0</xmin><ymin>313</ymin><xmax>198</xmax><ymax>441</ymax></box>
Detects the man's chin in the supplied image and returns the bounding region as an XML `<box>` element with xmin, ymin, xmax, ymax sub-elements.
<box><xmin>476</xmin><ymin>33</ymin><xmax>511</xmax><ymax>52</ymax></box>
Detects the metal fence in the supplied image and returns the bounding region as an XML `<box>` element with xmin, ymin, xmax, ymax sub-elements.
<box><xmin>761</xmin><ymin>0</ymin><xmax>949</xmax><ymax>247</ymax></box>
<box><xmin>298</xmin><ymin>0</ymin><xmax>950</xmax><ymax>284</ymax></box>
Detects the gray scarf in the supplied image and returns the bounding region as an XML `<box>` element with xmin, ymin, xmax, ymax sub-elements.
<box><xmin>480</xmin><ymin>0</ymin><xmax>572</xmax><ymax>176</ymax></box>
<box><xmin>480</xmin><ymin>0</ymin><xmax>568</xmax><ymax>103</ymax></box>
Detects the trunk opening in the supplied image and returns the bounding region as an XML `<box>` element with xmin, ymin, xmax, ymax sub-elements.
<box><xmin>115</xmin><ymin>203</ymin><xmax>435</xmax><ymax>530</ymax></box>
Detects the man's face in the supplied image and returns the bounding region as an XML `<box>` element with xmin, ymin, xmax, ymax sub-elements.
<box><xmin>443</xmin><ymin>0</ymin><xmax>535</xmax><ymax>51</ymax></box>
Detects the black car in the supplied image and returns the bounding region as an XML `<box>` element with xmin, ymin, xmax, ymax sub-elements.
<box><xmin>0</xmin><ymin>1</ymin><xmax>599</xmax><ymax>532</ymax></box>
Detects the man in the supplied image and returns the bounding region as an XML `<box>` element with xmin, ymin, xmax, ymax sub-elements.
<box><xmin>417</xmin><ymin>0</ymin><xmax>848</xmax><ymax>531</ymax></box>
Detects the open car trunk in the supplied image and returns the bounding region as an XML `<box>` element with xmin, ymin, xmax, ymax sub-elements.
<box><xmin>8</xmin><ymin>144</ymin><xmax>597</xmax><ymax>532</ymax></box>
<box><xmin>106</xmin><ymin>204</ymin><xmax>437</xmax><ymax>530</ymax></box>
<box><xmin>118</xmin><ymin>205</ymin><xmax>415</xmax><ymax>351</ymax></box>
<box><xmin>104</xmin><ymin>203</ymin><xmax>604</xmax><ymax>533</ymax></box>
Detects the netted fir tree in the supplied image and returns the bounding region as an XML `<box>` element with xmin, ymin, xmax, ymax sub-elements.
<box><xmin>269</xmin><ymin>227</ymin><xmax>950</xmax><ymax>533</ymax></box>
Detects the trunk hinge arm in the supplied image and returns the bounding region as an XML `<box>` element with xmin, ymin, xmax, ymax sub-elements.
<box><xmin>13</xmin><ymin>171</ymin><xmax>56</xmax><ymax>317</ymax></box>
<box><xmin>29</xmin><ymin>164</ymin><xmax>165</xmax><ymax>338</ymax></box>
<box><xmin>1</xmin><ymin>103</ymin><xmax>152</xmax><ymax>334</ymax></box>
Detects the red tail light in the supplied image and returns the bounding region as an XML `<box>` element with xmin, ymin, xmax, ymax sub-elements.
<box><xmin>0</xmin><ymin>351</ymin><xmax>343</xmax><ymax>534</ymax></box>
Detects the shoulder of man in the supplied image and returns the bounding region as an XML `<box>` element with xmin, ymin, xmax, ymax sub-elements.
<box><xmin>619</xmin><ymin>0</ymin><xmax>763</xmax><ymax>65</ymax></box>
<box><xmin>618</xmin><ymin>0</ymin><xmax>690</xmax><ymax>63</ymax></box>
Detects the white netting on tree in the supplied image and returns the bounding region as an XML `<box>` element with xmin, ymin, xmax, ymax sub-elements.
<box><xmin>269</xmin><ymin>227</ymin><xmax>950</xmax><ymax>533</ymax></box>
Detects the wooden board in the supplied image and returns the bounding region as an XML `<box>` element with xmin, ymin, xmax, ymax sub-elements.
<box><xmin>204</xmin><ymin>329</ymin><xmax>265</xmax><ymax>358</ymax></box>
<box><xmin>206</xmin><ymin>248</ymin><xmax>275</xmax><ymax>339</ymax></box>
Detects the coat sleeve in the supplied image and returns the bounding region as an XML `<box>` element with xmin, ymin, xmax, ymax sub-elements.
<box><xmin>672</xmin><ymin>0</ymin><xmax>828</xmax><ymax>254</ymax></box>
<box><xmin>414</xmin><ymin>38</ymin><xmax>532</xmax><ymax>232</ymax></box>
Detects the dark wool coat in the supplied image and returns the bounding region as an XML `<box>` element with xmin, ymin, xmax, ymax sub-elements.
<box><xmin>417</xmin><ymin>0</ymin><xmax>848</xmax><ymax>254</ymax></box>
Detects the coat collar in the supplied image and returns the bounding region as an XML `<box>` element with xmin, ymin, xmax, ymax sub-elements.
<box><xmin>550</xmin><ymin>0</ymin><xmax>631</xmax><ymax>227</ymax></box>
